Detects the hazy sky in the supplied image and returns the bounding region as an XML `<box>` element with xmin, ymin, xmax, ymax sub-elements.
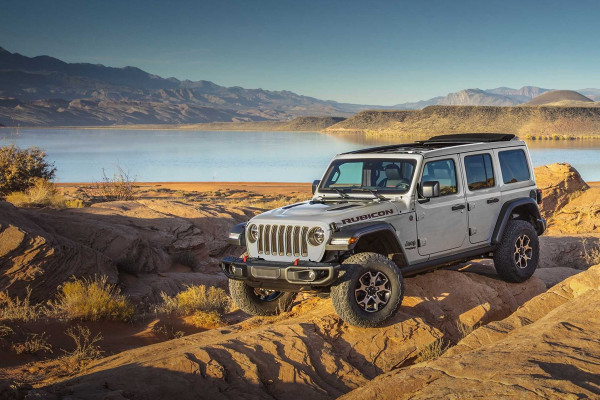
<box><xmin>2</xmin><ymin>0</ymin><xmax>600</xmax><ymax>105</ymax></box>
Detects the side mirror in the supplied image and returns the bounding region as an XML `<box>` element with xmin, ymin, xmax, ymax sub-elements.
<box><xmin>421</xmin><ymin>181</ymin><xmax>440</xmax><ymax>198</ymax></box>
<box><xmin>312</xmin><ymin>180</ymin><xmax>320</xmax><ymax>195</ymax></box>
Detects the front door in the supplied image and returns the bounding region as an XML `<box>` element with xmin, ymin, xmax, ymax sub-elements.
<box><xmin>461</xmin><ymin>152</ymin><xmax>502</xmax><ymax>244</ymax></box>
<box><xmin>415</xmin><ymin>156</ymin><xmax>468</xmax><ymax>256</ymax></box>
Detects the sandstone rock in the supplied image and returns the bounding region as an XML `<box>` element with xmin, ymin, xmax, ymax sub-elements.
<box><xmin>534</xmin><ymin>162</ymin><xmax>588</xmax><ymax>219</ymax></box>
<box><xmin>533</xmin><ymin>267</ymin><xmax>582</xmax><ymax>288</ymax></box>
<box><xmin>341</xmin><ymin>265</ymin><xmax>600</xmax><ymax>400</ymax></box>
<box><xmin>539</xmin><ymin>235</ymin><xmax>600</xmax><ymax>269</ymax></box>
<box><xmin>22</xmin><ymin>199</ymin><xmax>253</xmax><ymax>274</ymax></box>
<box><xmin>546</xmin><ymin>187</ymin><xmax>600</xmax><ymax>234</ymax></box>
<box><xmin>42</xmin><ymin>269</ymin><xmax>545</xmax><ymax>399</ymax></box>
<box><xmin>0</xmin><ymin>201</ymin><xmax>117</xmax><ymax>301</ymax></box>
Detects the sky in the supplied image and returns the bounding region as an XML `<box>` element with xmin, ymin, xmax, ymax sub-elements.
<box><xmin>1</xmin><ymin>0</ymin><xmax>600</xmax><ymax>105</ymax></box>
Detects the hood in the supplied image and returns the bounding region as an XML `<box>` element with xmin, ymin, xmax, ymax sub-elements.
<box><xmin>251</xmin><ymin>199</ymin><xmax>407</xmax><ymax>227</ymax></box>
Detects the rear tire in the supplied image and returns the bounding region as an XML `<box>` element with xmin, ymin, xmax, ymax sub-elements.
<box><xmin>493</xmin><ymin>220</ymin><xmax>539</xmax><ymax>283</ymax></box>
<box><xmin>228</xmin><ymin>279</ymin><xmax>296</xmax><ymax>316</ymax></box>
<box><xmin>331</xmin><ymin>252</ymin><xmax>404</xmax><ymax>327</ymax></box>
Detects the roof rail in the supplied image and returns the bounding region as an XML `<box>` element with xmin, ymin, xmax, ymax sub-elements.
<box><xmin>424</xmin><ymin>133</ymin><xmax>516</xmax><ymax>143</ymax></box>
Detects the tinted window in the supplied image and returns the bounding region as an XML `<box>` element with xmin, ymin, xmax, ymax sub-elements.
<box><xmin>421</xmin><ymin>159</ymin><xmax>458</xmax><ymax>196</ymax></box>
<box><xmin>498</xmin><ymin>150</ymin><xmax>530</xmax><ymax>184</ymax></box>
<box><xmin>465</xmin><ymin>154</ymin><xmax>495</xmax><ymax>190</ymax></box>
<box><xmin>321</xmin><ymin>159</ymin><xmax>416</xmax><ymax>194</ymax></box>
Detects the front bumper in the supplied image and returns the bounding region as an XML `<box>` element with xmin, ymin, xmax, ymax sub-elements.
<box><xmin>220</xmin><ymin>256</ymin><xmax>340</xmax><ymax>290</ymax></box>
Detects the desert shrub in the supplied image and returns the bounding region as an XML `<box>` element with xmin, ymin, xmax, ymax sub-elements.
<box><xmin>91</xmin><ymin>166</ymin><xmax>136</xmax><ymax>201</ymax></box>
<box><xmin>416</xmin><ymin>338</ymin><xmax>449</xmax><ymax>363</ymax></box>
<box><xmin>0</xmin><ymin>288</ymin><xmax>44</xmax><ymax>322</ymax></box>
<box><xmin>457</xmin><ymin>321</ymin><xmax>477</xmax><ymax>339</ymax></box>
<box><xmin>158</xmin><ymin>285</ymin><xmax>231</xmax><ymax>317</ymax></box>
<box><xmin>151</xmin><ymin>323</ymin><xmax>185</xmax><ymax>340</ymax></box>
<box><xmin>54</xmin><ymin>276</ymin><xmax>134</xmax><ymax>322</ymax></box>
<box><xmin>63</xmin><ymin>324</ymin><xmax>103</xmax><ymax>362</ymax></box>
<box><xmin>5</xmin><ymin>178</ymin><xmax>83</xmax><ymax>208</ymax></box>
<box><xmin>13</xmin><ymin>332</ymin><xmax>53</xmax><ymax>355</ymax></box>
<box><xmin>190</xmin><ymin>311</ymin><xmax>222</xmax><ymax>328</ymax></box>
<box><xmin>0</xmin><ymin>145</ymin><xmax>56</xmax><ymax>195</ymax></box>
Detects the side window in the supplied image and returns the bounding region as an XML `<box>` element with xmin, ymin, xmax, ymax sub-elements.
<box><xmin>498</xmin><ymin>149</ymin><xmax>530</xmax><ymax>184</ymax></box>
<box><xmin>421</xmin><ymin>159</ymin><xmax>458</xmax><ymax>196</ymax></box>
<box><xmin>464</xmin><ymin>153</ymin><xmax>495</xmax><ymax>191</ymax></box>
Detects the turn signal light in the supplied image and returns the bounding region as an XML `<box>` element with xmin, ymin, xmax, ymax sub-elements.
<box><xmin>536</xmin><ymin>189</ymin><xmax>543</xmax><ymax>205</ymax></box>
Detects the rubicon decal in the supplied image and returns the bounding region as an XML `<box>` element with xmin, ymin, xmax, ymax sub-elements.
<box><xmin>341</xmin><ymin>209</ymin><xmax>395</xmax><ymax>224</ymax></box>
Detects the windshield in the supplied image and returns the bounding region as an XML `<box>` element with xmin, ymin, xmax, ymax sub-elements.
<box><xmin>320</xmin><ymin>158</ymin><xmax>416</xmax><ymax>195</ymax></box>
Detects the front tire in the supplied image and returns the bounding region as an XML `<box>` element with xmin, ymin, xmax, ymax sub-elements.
<box><xmin>493</xmin><ymin>220</ymin><xmax>539</xmax><ymax>283</ymax></box>
<box><xmin>331</xmin><ymin>252</ymin><xmax>404</xmax><ymax>327</ymax></box>
<box><xmin>228</xmin><ymin>279</ymin><xmax>296</xmax><ymax>316</ymax></box>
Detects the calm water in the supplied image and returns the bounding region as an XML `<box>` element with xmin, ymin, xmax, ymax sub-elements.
<box><xmin>2</xmin><ymin>128</ymin><xmax>600</xmax><ymax>182</ymax></box>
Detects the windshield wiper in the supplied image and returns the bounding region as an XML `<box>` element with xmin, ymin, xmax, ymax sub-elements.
<box><xmin>331</xmin><ymin>188</ymin><xmax>350</xmax><ymax>198</ymax></box>
<box><xmin>358</xmin><ymin>188</ymin><xmax>389</xmax><ymax>200</ymax></box>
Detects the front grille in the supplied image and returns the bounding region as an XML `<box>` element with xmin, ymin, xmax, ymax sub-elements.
<box><xmin>257</xmin><ymin>224</ymin><xmax>310</xmax><ymax>257</ymax></box>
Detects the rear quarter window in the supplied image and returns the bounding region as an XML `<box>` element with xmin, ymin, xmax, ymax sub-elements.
<box><xmin>498</xmin><ymin>149</ymin><xmax>530</xmax><ymax>184</ymax></box>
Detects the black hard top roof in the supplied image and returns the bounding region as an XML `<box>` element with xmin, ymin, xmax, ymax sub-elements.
<box><xmin>344</xmin><ymin>133</ymin><xmax>516</xmax><ymax>154</ymax></box>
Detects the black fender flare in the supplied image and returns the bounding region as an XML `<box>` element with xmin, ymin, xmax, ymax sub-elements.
<box><xmin>491</xmin><ymin>197</ymin><xmax>546</xmax><ymax>244</ymax></box>
<box><xmin>227</xmin><ymin>222</ymin><xmax>247</xmax><ymax>246</ymax></box>
<box><xmin>326</xmin><ymin>221</ymin><xmax>403</xmax><ymax>253</ymax></box>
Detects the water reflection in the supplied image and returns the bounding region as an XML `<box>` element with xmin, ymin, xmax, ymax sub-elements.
<box><xmin>1</xmin><ymin>128</ymin><xmax>599</xmax><ymax>182</ymax></box>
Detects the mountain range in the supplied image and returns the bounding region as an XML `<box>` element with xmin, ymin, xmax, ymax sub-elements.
<box><xmin>1</xmin><ymin>45</ymin><xmax>599</xmax><ymax>126</ymax></box>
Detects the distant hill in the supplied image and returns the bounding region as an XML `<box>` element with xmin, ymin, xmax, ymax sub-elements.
<box><xmin>524</xmin><ymin>90</ymin><xmax>595</xmax><ymax>106</ymax></box>
<box><xmin>0</xmin><ymin>46</ymin><xmax>371</xmax><ymax>126</ymax></box>
<box><xmin>2</xmin><ymin>45</ymin><xmax>600</xmax><ymax>126</ymax></box>
<box><xmin>326</xmin><ymin>105</ymin><xmax>600</xmax><ymax>138</ymax></box>
<box><xmin>392</xmin><ymin>86</ymin><xmax>551</xmax><ymax>109</ymax></box>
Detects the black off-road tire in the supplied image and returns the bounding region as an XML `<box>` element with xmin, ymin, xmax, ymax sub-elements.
<box><xmin>228</xmin><ymin>279</ymin><xmax>297</xmax><ymax>316</ymax></box>
<box><xmin>331</xmin><ymin>252</ymin><xmax>404</xmax><ymax>328</ymax></box>
<box><xmin>493</xmin><ymin>219</ymin><xmax>539</xmax><ymax>283</ymax></box>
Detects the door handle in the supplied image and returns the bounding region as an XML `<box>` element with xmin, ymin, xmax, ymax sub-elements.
<box><xmin>487</xmin><ymin>198</ymin><xmax>500</xmax><ymax>204</ymax></box>
<box><xmin>452</xmin><ymin>204</ymin><xmax>466</xmax><ymax>211</ymax></box>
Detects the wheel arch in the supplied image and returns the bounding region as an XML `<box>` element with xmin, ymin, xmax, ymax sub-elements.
<box><xmin>492</xmin><ymin>197</ymin><xmax>545</xmax><ymax>244</ymax></box>
<box><xmin>326</xmin><ymin>222</ymin><xmax>407</xmax><ymax>266</ymax></box>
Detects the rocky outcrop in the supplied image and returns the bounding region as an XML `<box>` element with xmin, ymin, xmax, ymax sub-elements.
<box><xmin>43</xmin><ymin>269</ymin><xmax>545</xmax><ymax>399</ymax></box>
<box><xmin>22</xmin><ymin>199</ymin><xmax>253</xmax><ymax>274</ymax></box>
<box><xmin>534</xmin><ymin>163</ymin><xmax>589</xmax><ymax>219</ymax></box>
<box><xmin>341</xmin><ymin>265</ymin><xmax>600</xmax><ymax>400</ymax></box>
<box><xmin>0</xmin><ymin>201</ymin><xmax>117</xmax><ymax>301</ymax></box>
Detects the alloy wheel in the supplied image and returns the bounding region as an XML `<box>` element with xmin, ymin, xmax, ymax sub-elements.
<box><xmin>354</xmin><ymin>271</ymin><xmax>392</xmax><ymax>312</ymax></box>
<box><xmin>514</xmin><ymin>234</ymin><xmax>533</xmax><ymax>269</ymax></box>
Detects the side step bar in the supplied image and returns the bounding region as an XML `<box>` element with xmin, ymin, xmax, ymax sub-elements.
<box><xmin>401</xmin><ymin>245</ymin><xmax>496</xmax><ymax>277</ymax></box>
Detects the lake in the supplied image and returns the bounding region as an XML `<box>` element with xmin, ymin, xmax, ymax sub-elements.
<box><xmin>2</xmin><ymin>128</ymin><xmax>600</xmax><ymax>183</ymax></box>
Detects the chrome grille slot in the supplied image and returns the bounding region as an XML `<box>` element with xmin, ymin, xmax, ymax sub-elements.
<box><xmin>271</xmin><ymin>224</ymin><xmax>278</xmax><ymax>255</ymax></box>
<box><xmin>258</xmin><ymin>224</ymin><xmax>264</xmax><ymax>254</ymax></box>
<box><xmin>263</xmin><ymin>224</ymin><xmax>271</xmax><ymax>255</ymax></box>
<box><xmin>301</xmin><ymin>226</ymin><xmax>309</xmax><ymax>257</ymax></box>
<box><xmin>285</xmin><ymin>226</ymin><xmax>292</xmax><ymax>256</ymax></box>
<box><xmin>278</xmin><ymin>225</ymin><xmax>285</xmax><ymax>255</ymax></box>
<box><xmin>293</xmin><ymin>226</ymin><xmax>301</xmax><ymax>256</ymax></box>
<box><xmin>255</xmin><ymin>223</ymin><xmax>317</xmax><ymax>258</ymax></box>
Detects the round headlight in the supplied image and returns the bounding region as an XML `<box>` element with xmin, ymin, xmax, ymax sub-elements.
<box><xmin>248</xmin><ymin>224</ymin><xmax>259</xmax><ymax>243</ymax></box>
<box><xmin>308</xmin><ymin>227</ymin><xmax>325</xmax><ymax>246</ymax></box>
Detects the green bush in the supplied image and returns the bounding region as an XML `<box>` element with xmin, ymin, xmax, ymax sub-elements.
<box><xmin>0</xmin><ymin>145</ymin><xmax>56</xmax><ymax>195</ymax></box>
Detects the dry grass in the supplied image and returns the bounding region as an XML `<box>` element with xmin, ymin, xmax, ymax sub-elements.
<box><xmin>0</xmin><ymin>288</ymin><xmax>45</xmax><ymax>322</ymax></box>
<box><xmin>61</xmin><ymin>324</ymin><xmax>103</xmax><ymax>370</ymax></box>
<box><xmin>151</xmin><ymin>323</ymin><xmax>185</xmax><ymax>340</ymax></box>
<box><xmin>158</xmin><ymin>285</ymin><xmax>231</xmax><ymax>321</ymax></box>
<box><xmin>53</xmin><ymin>276</ymin><xmax>134</xmax><ymax>322</ymax></box>
<box><xmin>13</xmin><ymin>332</ymin><xmax>53</xmax><ymax>355</ymax></box>
<box><xmin>457</xmin><ymin>321</ymin><xmax>477</xmax><ymax>340</ymax></box>
<box><xmin>89</xmin><ymin>166</ymin><xmax>137</xmax><ymax>201</ymax></box>
<box><xmin>416</xmin><ymin>338</ymin><xmax>449</xmax><ymax>363</ymax></box>
<box><xmin>223</xmin><ymin>195</ymin><xmax>306</xmax><ymax>210</ymax></box>
<box><xmin>5</xmin><ymin>178</ymin><xmax>83</xmax><ymax>208</ymax></box>
<box><xmin>189</xmin><ymin>311</ymin><xmax>222</xmax><ymax>328</ymax></box>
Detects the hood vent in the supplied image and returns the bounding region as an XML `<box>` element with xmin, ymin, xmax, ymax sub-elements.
<box><xmin>326</xmin><ymin>204</ymin><xmax>362</xmax><ymax>212</ymax></box>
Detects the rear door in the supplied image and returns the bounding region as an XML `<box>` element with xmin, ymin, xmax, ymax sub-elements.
<box><xmin>461</xmin><ymin>152</ymin><xmax>502</xmax><ymax>244</ymax></box>
<box><xmin>415</xmin><ymin>155</ymin><xmax>468</xmax><ymax>256</ymax></box>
